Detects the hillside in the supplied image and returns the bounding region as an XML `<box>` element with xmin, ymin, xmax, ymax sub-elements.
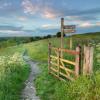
<box><xmin>0</xmin><ymin>32</ymin><xmax>100</xmax><ymax>100</ymax></box>
<box><xmin>22</xmin><ymin>33</ymin><xmax>100</xmax><ymax>100</ymax></box>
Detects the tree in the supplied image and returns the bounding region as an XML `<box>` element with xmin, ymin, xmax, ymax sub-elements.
<box><xmin>46</xmin><ymin>35</ymin><xmax>51</xmax><ymax>38</ymax></box>
<box><xmin>56</xmin><ymin>32</ymin><xmax>61</xmax><ymax>37</ymax></box>
<box><xmin>56</xmin><ymin>32</ymin><xmax>65</xmax><ymax>37</ymax></box>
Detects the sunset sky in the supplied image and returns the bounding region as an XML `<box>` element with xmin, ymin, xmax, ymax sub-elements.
<box><xmin>0</xmin><ymin>0</ymin><xmax>100</xmax><ymax>37</ymax></box>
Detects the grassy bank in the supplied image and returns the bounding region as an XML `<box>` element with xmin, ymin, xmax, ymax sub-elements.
<box><xmin>0</xmin><ymin>46</ymin><xmax>30</xmax><ymax>100</ymax></box>
<box><xmin>24</xmin><ymin>33</ymin><xmax>100</xmax><ymax>100</ymax></box>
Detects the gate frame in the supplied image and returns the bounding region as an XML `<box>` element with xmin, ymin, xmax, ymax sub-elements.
<box><xmin>48</xmin><ymin>43</ymin><xmax>81</xmax><ymax>81</ymax></box>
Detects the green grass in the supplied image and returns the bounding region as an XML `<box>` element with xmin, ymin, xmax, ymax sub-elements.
<box><xmin>35</xmin><ymin>63</ymin><xmax>100</xmax><ymax>100</ymax></box>
<box><xmin>23</xmin><ymin>37</ymin><xmax>70</xmax><ymax>62</ymax></box>
<box><xmin>23</xmin><ymin>33</ymin><xmax>100</xmax><ymax>100</ymax></box>
<box><xmin>0</xmin><ymin>44</ymin><xmax>24</xmax><ymax>56</ymax></box>
<box><xmin>0</xmin><ymin>45</ymin><xmax>30</xmax><ymax>100</ymax></box>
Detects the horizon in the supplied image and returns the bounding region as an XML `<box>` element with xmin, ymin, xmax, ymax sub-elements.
<box><xmin>0</xmin><ymin>0</ymin><xmax>100</xmax><ymax>37</ymax></box>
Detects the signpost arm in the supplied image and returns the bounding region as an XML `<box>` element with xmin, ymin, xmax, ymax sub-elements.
<box><xmin>61</xmin><ymin>18</ymin><xmax>64</xmax><ymax>58</ymax></box>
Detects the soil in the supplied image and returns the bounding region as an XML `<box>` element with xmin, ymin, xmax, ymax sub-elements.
<box><xmin>21</xmin><ymin>56</ymin><xmax>40</xmax><ymax>100</ymax></box>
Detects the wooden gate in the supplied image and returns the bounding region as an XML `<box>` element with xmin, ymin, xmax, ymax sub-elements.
<box><xmin>48</xmin><ymin>43</ymin><xmax>80</xmax><ymax>81</ymax></box>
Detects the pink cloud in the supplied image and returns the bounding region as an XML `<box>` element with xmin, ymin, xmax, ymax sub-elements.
<box><xmin>42</xmin><ymin>24</ymin><xmax>58</xmax><ymax>29</ymax></box>
<box><xmin>43</xmin><ymin>10</ymin><xmax>56</xmax><ymax>19</ymax></box>
<box><xmin>78</xmin><ymin>22</ymin><xmax>93</xmax><ymax>28</ymax></box>
<box><xmin>22</xmin><ymin>0</ymin><xmax>38</xmax><ymax>15</ymax></box>
<box><xmin>22</xmin><ymin>0</ymin><xmax>61</xmax><ymax>19</ymax></box>
<box><xmin>96</xmin><ymin>22</ymin><xmax>100</xmax><ymax>26</ymax></box>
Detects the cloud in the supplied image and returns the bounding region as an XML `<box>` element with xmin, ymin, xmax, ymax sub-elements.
<box><xmin>0</xmin><ymin>2</ymin><xmax>11</xmax><ymax>9</ymax></box>
<box><xmin>34</xmin><ymin>28</ymin><xmax>59</xmax><ymax>36</ymax></box>
<box><xmin>78</xmin><ymin>21</ymin><xmax>100</xmax><ymax>28</ymax></box>
<box><xmin>21</xmin><ymin>0</ymin><xmax>100</xmax><ymax>20</ymax></box>
<box><xmin>18</xmin><ymin>16</ymin><xmax>27</xmax><ymax>21</ymax></box>
<box><xmin>65</xmin><ymin>15</ymin><xmax>97</xmax><ymax>22</ymax></box>
<box><xmin>21</xmin><ymin>0</ymin><xmax>62</xmax><ymax>19</ymax></box>
<box><xmin>0</xmin><ymin>25</ymin><xmax>23</xmax><ymax>31</ymax></box>
<box><xmin>64</xmin><ymin>15</ymin><xmax>100</xmax><ymax>29</ymax></box>
<box><xmin>43</xmin><ymin>10</ymin><xmax>56</xmax><ymax>19</ymax></box>
<box><xmin>96</xmin><ymin>22</ymin><xmax>100</xmax><ymax>26</ymax></box>
<box><xmin>22</xmin><ymin>0</ymin><xmax>38</xmax><ymax>15</ymax></box>
<box><xmin>0</xmin><ymin>30</ymin><xmax>32</xmax><ymax>37</ymax></box>
<box><xmin>0</xmin><ymin>30</ymin><xmax>23</xmax><ymax>34</ymax></box>
<box><xmin>41</xmin><ymin>7</ymin><xmax>62</xmax><ymax>19</ymax></box>
<box><xmin>78</xmin><ymin>22</ymin><xmax>93</xmax><ymax>28</ymax></box>
<box><xmin>0</xmin><ymin>28</ymin><xmax>34</xmax><ymax>37</ymax></box>
<box><xmin>76</xmin><ymin>8</ymin><xmax>100</xmax><ymax>16</ymax></box>
<box><xmin>0</xmin><ymin>25</ymin><xmax>36</xmax><ymax>37</ymax></box>
<box><xmin>42</xmin><ymin>24</ymin><xmax>59</xmax><ymax>29</ymax></box>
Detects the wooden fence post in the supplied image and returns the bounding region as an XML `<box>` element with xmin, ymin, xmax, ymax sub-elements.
<box><xmin>79</xmin><ymin>45</ymin><xmax>83</xmax><ymax>75</ymax></box>
<box><xmin>70</xmin><ymin>36</ymin><xmax>73</xmax><ymax>50</ymax></box>
<box><xmin>89</xmin><ymin>46</ymin><xmax>94</xmax><ymax>74</ymax></box>
<box><xmin>75</xmin><ymin>46</ymin><xmax>80</xmax><ymax>77</ymax></box>
<box><xmin>83</xmin><ymin>45</ymin><xmax>94</xmax><ymax>75</ymax></box>
<box><xmin>48</xmin><ymin>43</ymin><xmax>51</xmax><ymax>73</ymax></box>
<box><xmin>57</xmin><ymin>48</ymin><xmax>60</xmax><ymax>77</ymax></box>
<box><xmin>61</xmin><ymin>18</ymin><xmax>64</xmax><ymax>58</ymax></box>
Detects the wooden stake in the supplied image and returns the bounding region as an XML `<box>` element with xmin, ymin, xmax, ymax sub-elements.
<box><xmin>48</xmin><ymin>43</ymin><xmax>51</xmax><ymax>73</ymax></box>
<box><xmin>75</xmin><ymin>46</ymin><xmax>80</xmax><ymax>77</ymax></box>
<box><xmin>61</xmin><ymin>18</ymin><xmax>64</xmax><ymax>58</ymax></box>
<box><xmin>89</xmin><ymin>46</ymin><xmax>94</xmax><ymax>74</ymax></box>
<box><xmin>57</xmin><ymin>48</ymin><xmax>60</xmax><ymax>77</ymax></box>
<box><xmin>70</xmin><ymin>36</ymin><xmax>72</xmax><ymax>49</ymax></box>
<box><xmin>83</xmin><ymin>45</ymin><xmax>94</xmax><ymax>75</ymax></box>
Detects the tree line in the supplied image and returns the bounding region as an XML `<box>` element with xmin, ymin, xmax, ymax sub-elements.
<box><xmin>0</xmin><ymin>32</ymin><xmax>63</xmax><ymax>48</ymax></box>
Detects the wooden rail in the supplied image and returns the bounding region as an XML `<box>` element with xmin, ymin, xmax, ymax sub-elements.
<box><xmin>51</xmin><ymin>47</ymin><xmax>80</xmax><ymax>55</ymax></box>
<box><xmin>48</xmin><ymin>43</ymin><xmax>80</xmax><ymax>81</ymax></box>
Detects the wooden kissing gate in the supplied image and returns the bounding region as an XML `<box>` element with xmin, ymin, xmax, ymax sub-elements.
<box><xmin>48</xmin><ymin>43</ymin><xmax>80</xmax><ymax>81</ymax></box>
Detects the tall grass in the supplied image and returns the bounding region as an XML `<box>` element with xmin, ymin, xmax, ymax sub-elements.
<box><xmin>0</xmin><ymin>46</ymin><xmax>30</xmax><ymax>100</ymax></box>
<box><xmin>35</xmin><ymin>63</ymin><xmax>100</xmax><ymax>100</ymax></box>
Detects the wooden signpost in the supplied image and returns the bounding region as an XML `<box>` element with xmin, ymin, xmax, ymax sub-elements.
<box><xmin>63</xmin><ymin>25</ymin><xmax>76</xmax><ymax>29</ymax></box>
<box><xmin>48</xmin><ymin>18</ymin><xmax>94</xmax><ymax>82</ymax></box>
<box><xmin>61</xmin><ymin>18</ymin><xmax>64</xmax><ymax>58</ymax></box>
<box><xmin>61</xmin><ymin>18</ymin><xmax>76</xmax><ymax>58</ymax></box>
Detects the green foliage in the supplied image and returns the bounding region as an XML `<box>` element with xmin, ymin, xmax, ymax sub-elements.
<box><xmin>35</xmin><ymin>63</ymin><xmax>100</xmax><ymax>100</ymax></box>
<box><xmin>0</xmin><ymin>46</ymin><xmax>30</xmax><ymax>100</ymax></box>
<box><xmin>56</xmin><ymin>32</ymin><xmax>61</xmax><ymax>37</ymax></box>
<box><xmin>56</xmin><ymin>32</ymin><xmax>65</xmax><ymax>37</ymax></box>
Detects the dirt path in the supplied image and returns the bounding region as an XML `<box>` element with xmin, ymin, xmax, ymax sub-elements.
<box><xmin>21</xmin><ymin>56</ymin><xmax>40</xmax><ymax>100</ymax></box>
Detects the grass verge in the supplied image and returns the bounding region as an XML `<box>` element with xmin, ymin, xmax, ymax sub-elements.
<box><xmin>0</xmin><ymin>46</ymin><xmax>30</xmax><ymax>100</ymax></box>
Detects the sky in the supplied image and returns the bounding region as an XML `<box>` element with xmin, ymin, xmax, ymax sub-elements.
<box><xmin>0</xmin><ymin>0</ymin><xmax>100</xmax><ymax>37</ymax></box>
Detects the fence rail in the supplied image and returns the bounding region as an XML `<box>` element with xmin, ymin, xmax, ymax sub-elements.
<box><xmin>48</xmin><ymin>43</ymin><xmax>80</xmax><ymax>81</ymax></box>
<box><xmin>48</xmin><ymin>43</ymin><xmax>94</xmax><ymax>81</ymax></box>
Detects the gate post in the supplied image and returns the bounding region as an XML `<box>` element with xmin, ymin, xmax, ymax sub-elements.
<box><xmin>75</xmin><ymin>46</ymin><xmax>80</xmax><ymax>77</ymax></box>
<box><xmin>48</xmin><ymin>43</ymin><xmax>51</xmax><ymax>73</ymax></box>
<box><xmin>57</xmin><ymin>48</ymin><xmax>60</xmax><ymax>78</ymax></box>
<box><xmin>83</xmin><ymin>45</ymin><xmax>94</xmax><ymax>75</ymax></box>
<box><xmin>61</xmin><ymin>18</ymin><xmax>64</xmax><ymax>58</ymax></box>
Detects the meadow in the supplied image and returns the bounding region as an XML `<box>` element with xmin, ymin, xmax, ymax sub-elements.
<box><xmin>0</xmin><ymin>45</ymin><xmax>30</xmax><ymax>100</ymax></box>
<box><xmin>23</xmin><ymin>33</ymin><xmax>100</xmax><ymax>100</ymax></box>
<box><xmin>0</xmin><ymin>32</ymin><xmax>100</xmax><ymax>100</ymax></box>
